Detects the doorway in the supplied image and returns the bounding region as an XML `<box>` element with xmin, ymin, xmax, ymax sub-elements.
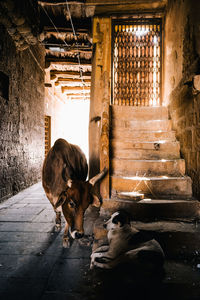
<box><xmin>112</xmin><ymin>19</ymin><xmax>162</xmax><ymax>106</ymax></box>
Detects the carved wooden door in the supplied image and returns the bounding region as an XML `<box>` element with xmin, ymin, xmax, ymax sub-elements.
<box><xmin>112</xmin><ymin>19</ymin><xmax>162</xmax><ymax>106</ymax></box>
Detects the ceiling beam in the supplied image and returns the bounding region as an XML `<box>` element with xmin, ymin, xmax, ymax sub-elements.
<box><xmin>50</xmin><ymin>70</ymin><xmax>91</xmax><ymax>80</ymax></box>
<box><xmin>38</xmin><ymin>1</ymin><xmax>85</xmax><ymax>5</ymax></box>
<box><xmin>45</xmin><ymin>48</ymin><xmax>92</xmax><ymax>54</ymax></box>
<box><xmin>45</xmin><ymin>59</ymin><xmax>91</xmax><ymax>69</ymax></box>
<box><xmin>65</xmin><ymin>93</ymin><xmax>90</xmax><ymax>97</ymax></box>
<box><xmin>55</xmin><ymin>78</ymin><xmax>91</xmax><ymax>86</ymax></box>
<box><xmin>42</xmin><ymin>33</ymin><xmax>92</xmax><ymax>44</ymax></box>
<box><xmin>65</xmin><ymin>96</ymin><xmax>90</xmax><ymax>100</ymax></box>
<box><xmin>56</xmin><ymin>77</ymin><xmax>91</xmax><ymax>82</ymax></box>
<box><xmin>43</xmin><ymin>26</ymin><xmax>91</xmax><ymax>35</ymax></box>
<box><xmin>39</xmin><ymin>10</ymin><xmax>91</xmax><ymax>30</ymax></box>
<box><xmin>61</xmin><ymin>86</ymin><xmax>90</xmax><ymax>93</ymax></box>
<box><xmin>55</xmin><ymin>82</ymin><xmax>91</xmax><ymax>87</ymax></box>
<box><xmin>46</xmin><ymin>57</ymin><xmax>91</xmax><ymax>64</ymax></box>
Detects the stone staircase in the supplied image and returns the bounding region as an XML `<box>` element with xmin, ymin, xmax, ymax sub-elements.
<box><xmin>109</xmin><ymin>105</ymin><xmax>192</xmax><ymax>201</ymax></box>
<box><xmin>93</xmin><ymin>106</ymin><xmax>200</xmax><ymax>260</ymax></box>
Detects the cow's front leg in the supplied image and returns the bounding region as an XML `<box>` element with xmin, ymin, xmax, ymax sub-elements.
<box><xmin>55</xmin><ymin>209</ymin><xmax>61</xmax><ymax>231</ymax></box>
<box><xmin>63</xmin><ymin>222</ymin><xmax>70</xmax><ymax>248</ymax></box>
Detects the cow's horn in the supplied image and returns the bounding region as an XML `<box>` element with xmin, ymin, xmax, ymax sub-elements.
<box><xmin>89</xmin><ymin>167</ymin><xmax>108</xmax><ymax>186</ymax></box>
<box><xmin>67</xmin><ymin>179</ymin><xmax>72</xmax><ymax>188</ymax></box>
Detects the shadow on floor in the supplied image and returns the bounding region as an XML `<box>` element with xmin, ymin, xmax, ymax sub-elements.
<box><xmin>0</xmin><ymin>183</ymin><xmax>200</xmax><ymax>300</ymax></box>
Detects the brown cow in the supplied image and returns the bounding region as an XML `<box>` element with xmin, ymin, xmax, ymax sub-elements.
<box><xmin>42</xmin><ymin>138</ymin><xmax>107</xmax><ymax>248</ymax></box>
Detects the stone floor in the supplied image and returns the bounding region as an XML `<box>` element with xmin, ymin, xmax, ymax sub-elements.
<box><xmin>0</xmin><ymin>182</ymin><xmax>200</xmax><ymax>300</ymax></box>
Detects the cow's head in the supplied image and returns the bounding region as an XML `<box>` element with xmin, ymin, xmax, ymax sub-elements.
<box><xmin>54</xmin><ymin>168</ymin><xmax>107</xmax><ymax>239</ymax></box>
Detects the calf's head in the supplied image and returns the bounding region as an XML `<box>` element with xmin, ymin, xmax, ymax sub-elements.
<box><xmin>55</xmin><ymin>168</ymin><xmax>107</xmax><ymax>239</ymax></box>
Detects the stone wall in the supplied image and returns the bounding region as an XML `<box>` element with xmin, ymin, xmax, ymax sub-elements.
<box><xmin>0</xmin><ymin>25</ymin><xmax>45</xmax><ymax>201</ymax></box>
<box><xmin>163</xmin><ymin>0</ymin><xmax>200</xmax><ymax>198</ymax></box>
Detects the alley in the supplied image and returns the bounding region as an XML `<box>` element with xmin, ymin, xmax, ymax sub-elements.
<box><xmin>0</xmin><ymin>183</ymin><xmax>96</xmax><ymax>300</ymax></box>
<box><xmin>0</xmin><ymin>183</ymin><xmax>200</xmax><ymax>300</ymax></box>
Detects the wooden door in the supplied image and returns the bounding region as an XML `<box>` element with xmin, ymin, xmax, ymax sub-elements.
<box><xmin>112</xmin><ymin>19</ymin><xmax>162</xmax><ymax>106</ymax></box>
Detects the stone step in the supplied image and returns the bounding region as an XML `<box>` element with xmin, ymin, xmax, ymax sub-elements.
<box><xmin>112</xmin><ymin>119</ymin><xmax>172</xmax><ymax>131</ymax></box>
<box><xmin>100</xmin><ymin>198</ymin><xmax>200</xmax><ymax>220</ymax></box>
<box><xmin>93</xmin><ymin>217</ymin><xmax>200</xmax><ymax>259</ymax></box>
<box><xmin>111</xmin><ymin>175</ymin><xmax>193</xmax><ymax>199</ymax></box>
<box><xmin>111</xmin><ymin>105</ymin><xmax>169</xmax><ymax>120</ymax></box>
<box><xmin>111</xmin><ymin>140</ymin><xmax>180</xmax><ymax>160</ymax></box>
<box><xmin>111</xmin><ymin>158</ymin><xmax>185</xmax><ymax>176</ymax></box>
<box><xmin>111</xmin><ymin>129</ymin><xmax>177</xmax><ymax>142</ymax></box>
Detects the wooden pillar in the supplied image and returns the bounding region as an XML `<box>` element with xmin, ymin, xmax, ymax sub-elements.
<box><xmin>92</xmin><ymin>17</ymin><xmax>111</xmax><ymax>199</ymax></box>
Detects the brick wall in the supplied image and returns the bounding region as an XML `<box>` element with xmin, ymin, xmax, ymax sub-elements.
<box><xmin>163</xmin><ymin>0</ymin><xmax>200</xmax><ymax>198</ymax></box>
<box><xmin>0</xmin><ymin>25</ymin><xmax>45</xmax><ymax>201</ymax></box>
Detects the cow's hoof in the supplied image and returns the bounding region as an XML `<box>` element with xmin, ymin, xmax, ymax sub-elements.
<box><xmin>55</xmin><ymin>224</ymin><xmax>61</xmax><ymax>232</ymax></box>
<box><xmin>63</xmin><ymin>238</ymin><xmax>70</xmax><ymax>248</ymax></box>
<box><xmin>78</xmin><ymin>238</ymin><xmax>91</xmax><ymax>247</ymax></box>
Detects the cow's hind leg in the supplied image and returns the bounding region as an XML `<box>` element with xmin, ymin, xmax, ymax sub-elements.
<box><xmin>63</xmin><ymin>222</ymin><xmax>70</xmax><ymax>248</ymax></box>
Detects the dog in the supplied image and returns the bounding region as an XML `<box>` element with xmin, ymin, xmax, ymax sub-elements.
<box><xmin>90</xmin><ymin>210</ymin><xmax>165</xmax><ymax>270</ymax></box>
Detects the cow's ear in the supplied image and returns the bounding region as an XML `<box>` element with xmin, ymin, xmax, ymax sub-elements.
<box><xmin>55</xmin><ymin>192</ymin><xmax>67</xmax><ymax>209</ymax></box>
<box><xmin>91</xmin><ymin>193</ymin><xmax>101</xmax><ymax>208</ymax></box>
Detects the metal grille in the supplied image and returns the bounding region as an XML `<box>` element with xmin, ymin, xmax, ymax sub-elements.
<box><xmin>45</xmin><ymin>116</ymin><xmax>51</xmax><ymax>157</ymax></box>
<box><xmin>112</xmin><ymin>19</ymin><xmax>162</xmax><ymax>106</ymax></box>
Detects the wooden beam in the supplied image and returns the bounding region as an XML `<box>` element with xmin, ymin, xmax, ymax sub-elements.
<box><xmin>39</xmin><ymin>11</ymin><xmax>91</xmax><ymax>31</ymax></box>
<box><xmin>43</xmin><ymin>26</ymin><xmax>91</xmax><ymax>34</ymax></box>
<box><xmin>56</xmin><ymin>78</ymin><xmax>91</xmax><ymax>82</ymax></box>
<box><xmin>46</xmin><ymin>56</ymin><xmax>91</xmax><ymax>64</ymax></box>
<box><xmin>50</xmin><ymin>70</ymin><xmax>91</xmax><ymax>80</ymax></box>
<box><xmin>55</xmin><ymin>82</ymin><xmax>90</xmax><ymax>87</ymax></box>
<box><xmin>45</xmin><ymin>48</ymin><xmax>92</xmax><ymax>54</ymax></box>
<box><xmin>62</xmin><ymin>86</ymin><xmax>90</xmax><ymax>93</ymax></box>
<box><xmin>85</xmin><ymin>0</ymin><xmax>167</xmax><ymax>5</ymax></box>
<box><xmin>38</xmin><ymin>0</ymin><xmax>85</xmax><ymax>5</ymax></box>
<box><xmin>65</xmin><ymin>93</ymin><xmax>90</xmax><ymax>97</ymax></box>
<box><xmin>55</xmin><ymin>78</ymin><xmax>91</xmax><ymax>86</ymax></box>
<box><xmin>42</xmin><ymin>33</ymin><xmax>92</xmax><ymax>45</ymax></box>
<box><xmin>45</xmin><ymin>83</ymin><xmax>52</xmax><ymax>87</ymax></box>
<box><xmin>66</xmin><ymin>97</ymin><xmax>90</xmax><ymax>101</ymax></box>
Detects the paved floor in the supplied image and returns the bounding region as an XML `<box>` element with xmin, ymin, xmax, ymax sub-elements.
<box><xmin>0</xmin><ymin>183</ymin><xmax>200</xmax><ymax>300</ymax></box>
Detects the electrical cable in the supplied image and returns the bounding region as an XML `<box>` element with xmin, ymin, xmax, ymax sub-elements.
<box><xmin>65</xmin><ymin>0</ymin><xmax>86</xmax><ymax>92</ymax></box>
<box><xmin>40</xmin><ymin>2</ymin><xmax>89</xmax><ymax>100</ymax></box>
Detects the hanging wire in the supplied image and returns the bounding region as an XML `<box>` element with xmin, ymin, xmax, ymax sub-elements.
<box><xmin>40</xmin><ymin>2</ymin><xmax>88</xmax><ymax>100</ymax></box>
<box><xmin>65</xmin><ymin>0</ymin><xmax>84</xmax><ymax>82</ymax></box>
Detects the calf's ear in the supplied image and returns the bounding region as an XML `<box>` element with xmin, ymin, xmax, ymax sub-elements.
<box><xmin>55</xmin><ymin>192</ymin><xmax>67</xmax><ymax>209</ymax></box>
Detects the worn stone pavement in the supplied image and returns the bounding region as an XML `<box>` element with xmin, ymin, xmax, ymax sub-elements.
<box><xmin>0</xmin><ymin>183</ymin><xmax>200</xmax><ymax>300</ymax></box>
